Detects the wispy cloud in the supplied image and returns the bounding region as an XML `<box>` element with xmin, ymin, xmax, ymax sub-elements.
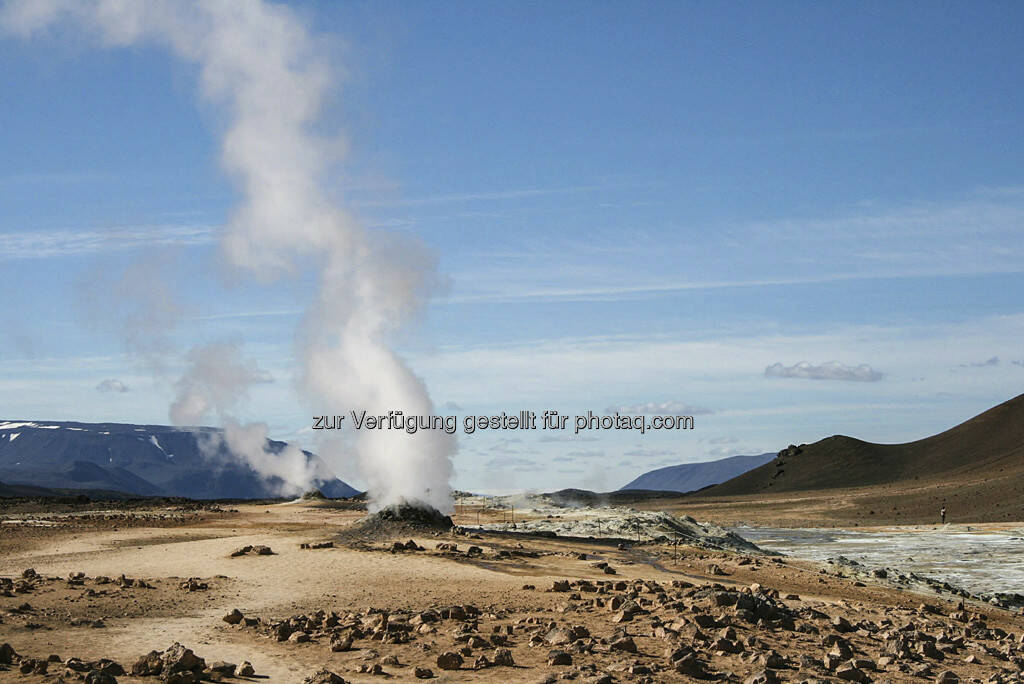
<box><xmin>606</xmin><ymin>400</ymin><xmax>712</xmax><ymax>416</ymax></box>
<box><xmin>353</xmin><ymin>185</ymin><xmax>601</xmax><ymax>208</ymax></box>
<box><xmin>484</xmin><ymin>456</ymin><xmax>536</xmax><ymax>471</ymax></box>
<box><xmin>446</xmin><ymin>195</ymin><xmax>1024</xmax><ymax>304</ymax></box>
<box><xmin>486</xmin><ymin>441</ymin><xmax>520</xmax><ymax>455</ymax></box>
<box><xmin>193</xmin><ymin>309</ymin><xmax>301</xmax><ymax>321</ymax></box>
<box><xmin>537</xmin><ymin>433</ymin><xmax>599</xmax><ymax>443</ymax></box>
<box><xmin>0</xmin><ymin>224</ymin><xmax>214</xmax><ymax>260</ymax></box>
<box><xmin>765</xmin><ymin>361</ymin><xmax>883</xmax><ymax>382</ymax></box>
<box><xmin>566</xmin><ymin>450</ymin><xmax>605</xmax><ymax>459</ymax></box>
<box><xmin>959</xmin><ymin>356</ymin><xmax>1000</xmax><ymax>368</ymax></box>
<box><xmin>622</xmin><ymin>447</ymin><xmax>676</xmax><ymax>459</ymax></box>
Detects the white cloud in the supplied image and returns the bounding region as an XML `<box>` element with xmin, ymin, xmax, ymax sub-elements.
<box><xmin>96</xmin><ymin>378</ymin><xmax>129</xmax><ymax>393</ymax></box>
<box><xmin>706</xmin><ymin>445</ymin><xmax>748</xmax><ymax>458</ymax></box>
<box><xmin>765</xmin><ymin>361</ymin><xmax>883</xmax><ymax>382</ymax></box>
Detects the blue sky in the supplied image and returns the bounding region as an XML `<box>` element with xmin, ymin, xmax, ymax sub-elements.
<box><xmin>2</xmin><ymin>1</ymin><xmax>1024</xmax><ymax>493</ymax></box>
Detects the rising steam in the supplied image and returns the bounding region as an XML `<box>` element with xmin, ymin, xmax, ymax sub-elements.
<box><xmin>168</xmin><ymin>341</ymin><xmax>321</xmax><ymax>498</ymax></box>
<box><xmin>2</xmin><ymin>0</ymin><xmax>456</xmax><ymax>511</ymax></box>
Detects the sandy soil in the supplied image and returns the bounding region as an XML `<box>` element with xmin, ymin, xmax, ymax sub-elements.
<box><xmin>672</xmin><ymin>468</ymin><xmax>1024</xmax><ymax>529</ymax></box>
<box><xmin>637</xmin><ymin>479</ymin><xmax>996</xmax><ymax>529</ymax></box>
<box><xmin>2</xmin><ymin>501</ymin><xmax>1024</xmax><ymax>682</ymax></box>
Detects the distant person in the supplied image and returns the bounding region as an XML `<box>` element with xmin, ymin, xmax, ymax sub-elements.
<box><xmin>940</xmin><ymin>505</ymin><xmax>947</xmax><ymax>524</ymax></box>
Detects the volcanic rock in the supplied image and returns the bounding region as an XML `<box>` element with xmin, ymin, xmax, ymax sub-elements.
<box><xmin>304</xmin><ymin>669</ymin><xmax>346</xmax><ymax>684</ymax></box>
<box><xmin>610</xmin><ymin>636</ymin><xmax>638</xmax><ymax>653</ymax></box>
<box><xmin>132</xmin><ymin>651</ymin><xmax>163</xmax><ymax>676</ymax></box>
<box><xmin>745</xmin><ymin>669</ymin><xmax>778</xmax><ymax>684</ymax></box>
<box><xmin>165</xmin><ymin>657</ymin><xmax>203</xmax><ymax>677</ymax></box>
<box><xmin>207</xmin><ymin>660</ymin><xmax>236</xmax><ymax>675</ymax></box>
<box><xmin>436</xmin><ymin>651</ymin><xmax>463</xmax><ymax>670</ymax></box>
<box><xmin>376</xmin><ymin>503</ymin><xmax>454</xmax><ymax>529</ymax></box>
<box><xmin>84</xmin><ymin>670</ymin><xmax>117</xmax><ymax>684</ymax></box>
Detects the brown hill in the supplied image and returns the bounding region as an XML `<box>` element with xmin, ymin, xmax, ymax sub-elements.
<box><xmin>684</xmin><ymin>392</ymin><xmax>1024</xmax><ymax>525</ymax></box>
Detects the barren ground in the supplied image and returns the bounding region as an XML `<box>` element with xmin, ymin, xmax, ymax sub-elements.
<box><xmin>2</xmin><ymin>501</ymin><xmax>1023</xmax><ymax>683</ymax></box>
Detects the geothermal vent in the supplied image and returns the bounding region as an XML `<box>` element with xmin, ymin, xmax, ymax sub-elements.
<box><xmin>341</xmin><ymin>501</ymin><xmax>454</xmax><ymax>542</ymax></box>
<box><xmin>375</xmin><ymin>502</ymin><xmax>454</xmax><ymax>530</ymax></box>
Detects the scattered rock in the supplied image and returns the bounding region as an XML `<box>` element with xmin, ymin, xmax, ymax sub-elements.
<box><xmin>230</xmin><ymin>545</ymin><xmax>274</xmax><ymax>557</ymax></box>
<box><xmin>610</xmin><ymin>636</ymin><xmax>638</xmax><ymax>653</ymax></box>
<box><xmin>745</xmin><ymin>669</ymin><xmax>778</xmax><ymax>684</ymax></box>
<box><xmin>304</xmin><ymin>668</ymin><xmax>346</xmax><ymax>683</ymax></box>
<box><xmin>206</xmin><ymin>660</ymin><xmax>236</xmax><ymax>676</ymax></box>
<box><xmin>84</xmin><ymin>670</ymin><xmax>117</xmax><ymax>684</ymax></box>
<box><xmin>436</xmin><ymin>651</ymin><xmax>463</xmax><ymax>670</ymax></box>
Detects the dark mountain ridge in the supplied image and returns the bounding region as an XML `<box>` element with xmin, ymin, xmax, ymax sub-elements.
<box><xmin>0</xmin><ymin>420</ymin><xmax>357</xmax><ymax>499</ymax></box>
<box><xmin>699</xmin><ymin>392</ymin><xmax>1024</xmax><ymax>498</ymax></box>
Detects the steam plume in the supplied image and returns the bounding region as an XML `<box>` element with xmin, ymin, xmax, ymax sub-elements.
<box><xmin>2</xmin><ymin>0</ymin><xmax>456</xmax><ymax>511</ymax></box>
<box><xmin>169</xmin><ymin>340</ymin><xmax>272</xmax><ymax>427</ymax></box>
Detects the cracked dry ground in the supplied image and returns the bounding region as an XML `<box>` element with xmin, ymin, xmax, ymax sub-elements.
<box><xmin>1</xmin><ymin>501</ymin><xmax>1023</xmax><ymax>683</ymax></box>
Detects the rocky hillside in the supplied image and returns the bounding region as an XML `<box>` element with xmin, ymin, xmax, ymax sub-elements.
<box><xmin>0</xmin><ymin>421</ymin><xmax>357</xmax><ymax>499</ymax></box>
<box><xmin>620</xmin><ymin>453</ymin><xmax>774</xmax><ymax>493</ymax></box>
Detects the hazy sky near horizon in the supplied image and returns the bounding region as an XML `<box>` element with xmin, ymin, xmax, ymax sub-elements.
<box><xmin>2</xmin><ymin>1</ymin><xmax>1024</xmax><ymax>493</ymax></box>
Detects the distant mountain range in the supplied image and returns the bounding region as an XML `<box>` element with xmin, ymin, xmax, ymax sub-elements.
<box><xmin>620</xmin><ymin>453</ymin><xmax>774</xmax><ymax>493</ymax></box>
<box><xmin>0</xmin><ymin>420</ymin><xmax>358</xmax><ymax>499</ymax></box>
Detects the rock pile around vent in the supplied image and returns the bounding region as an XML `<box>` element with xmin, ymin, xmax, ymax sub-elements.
<box><xmin>340</xmin><ymin>501</ymin><xmax>454</xmax><ymax>541</ymax></box>
<box><xmin>375</xmin><ymin>502</ymin><xmax>454</xmax><ymax>529</ymax></box>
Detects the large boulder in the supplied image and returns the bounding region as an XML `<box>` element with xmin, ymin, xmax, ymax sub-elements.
<box><xmin>160</xmin><ymin>643</ymin><xmax>205</xmax><ymax>679</ymax></box>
